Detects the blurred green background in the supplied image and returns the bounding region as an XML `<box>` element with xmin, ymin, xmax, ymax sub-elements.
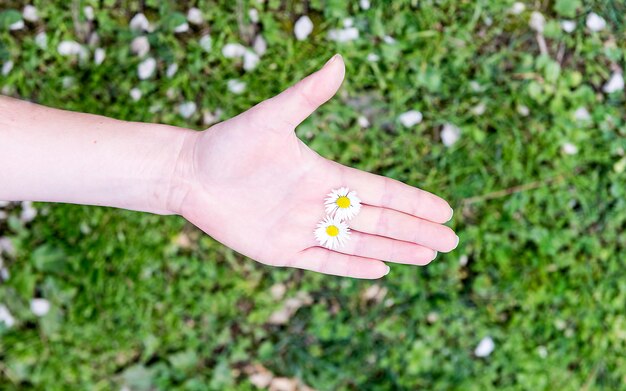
<box><xmin>1</xmin><ymin>0</ymin><xmax>626</xmax><ymax>389</ymax></box>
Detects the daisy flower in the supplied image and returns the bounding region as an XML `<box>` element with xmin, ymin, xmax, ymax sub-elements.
<box><xmin>324</xmin><ymin>187</ymin><xmax>362</xmax><ymax>220</ymax></box>
<box><xmin>314</xmin><ymin>215</ymin><xmax>350</xmax><ymax>250</ymax></box>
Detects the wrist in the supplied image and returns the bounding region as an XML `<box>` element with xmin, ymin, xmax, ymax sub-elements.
<box><xmin>161</xmin><ymin>127</ymin><xmax>199</xmax><ymax>216</ymax></box>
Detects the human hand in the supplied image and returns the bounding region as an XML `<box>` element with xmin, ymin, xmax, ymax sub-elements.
<box><xmin>171</xmin><ymin>54</ymin><xmax>458</xmax><ymax>278</ymax></box>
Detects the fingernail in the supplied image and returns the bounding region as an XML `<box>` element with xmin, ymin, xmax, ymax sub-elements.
<box><xmin>432</xmin><ymin>251</ymin><xmax>438</xmax><ymax>261</ymax></box>
<box><xmin>384</xmin><ymin>265</ymin><xmax>390</xmax><ymax>276</ymax></box>
<box><xmin>454</xmin><ymin>235</ymin><xmax>460</xmax><ymax>248</ymax></box>
<box><xmin>324</xmin><ymin>53</ymin><xmax>341</xmax><ymax>67</ymax></box>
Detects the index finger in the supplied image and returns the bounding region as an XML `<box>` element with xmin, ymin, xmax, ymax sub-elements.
<box><xmin>339</xmin><ymin>164</ymin><xmax>453</xmax><ymax>224</ymax></box>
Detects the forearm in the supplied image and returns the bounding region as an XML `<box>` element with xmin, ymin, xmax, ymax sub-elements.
<box><xmin>0</xmin><ymin>96</ymin><xmax>196</xmax><ymax>215</ymax></box>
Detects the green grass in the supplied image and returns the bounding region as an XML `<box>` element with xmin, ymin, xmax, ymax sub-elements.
<box><xmin>1</xmin><ymin>0</ymin><xmax>626</xmax><ymax>389</ymax></box>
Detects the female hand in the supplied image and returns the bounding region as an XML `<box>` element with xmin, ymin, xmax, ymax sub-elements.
<box><xmin>171</xmin><ymin>55</ymin><xmax>458</xmax><ymax>279</ymax></box>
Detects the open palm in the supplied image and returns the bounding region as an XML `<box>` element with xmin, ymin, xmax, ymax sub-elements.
<box><xmin>177</xmin><ymin>55</ymin><xmax>458</xmax><ymax>278</ymax></box>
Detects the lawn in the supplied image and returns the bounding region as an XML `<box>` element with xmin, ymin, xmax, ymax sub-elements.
<box><xmin>1</xmin><ymin>0</ymin><xmax>626</xmax><ymax>389</ymax></box>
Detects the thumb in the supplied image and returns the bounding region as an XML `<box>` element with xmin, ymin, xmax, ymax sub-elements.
<box><xmin>252</xmin><ymin>54</ymin><xmax>345</xmax><ymax>129</ymax></box>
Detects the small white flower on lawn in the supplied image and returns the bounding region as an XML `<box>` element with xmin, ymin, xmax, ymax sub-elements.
<box><xmin>324</xmin><ymin>187</ymin><xmax>362</xmax><ymax>221</ymax></box>
<box><xmin>178</xmin><ymin>101</ymin><xmax>197</xmax><ymax>119</ymax></box>
<box><xmin>441</xmin><ymin>123</ymin><xmax>461</xmax><ymax>147</ymax></box>
<box><xmin>166</xmin><ymin>63</ymin><xmax>178</xmax><ymax>78</ymax></box>
<box><xmin>30</xmin><ymin>298</ymin><xmax>50</xmax><ymax>317</ymax></box>
<box><xmin>459</xmin><ymin>254</ymin><xmax>469</xmax><ymax>266</ymax></box>
<box><xmin>0</xmin><ymin>304</ymin><xmax>15</xmax><ymax>327</ymax></box>
<box><xmin>0</xmin><ymin>237</ymin><xmax>15</xmax><ymax>256</ymax></box>
<box><xmin>199</xmin><ymin>34</ymin><xmax>212</xmax><ymax>52</ymax></box>
<box><xmin>343</xmin><ymin>18</ymin><xmax>354</xmax><ymax>28</ymax></box>
<box><xmin>253</xmin><ymin>35</ymin><xmax>267</xmax><ymax>56</ymax></box>
<box><xmin>248</xmin><ymin>8</ymin><xmax>259</xmax><ymax>23</ymax></box>
<box><xmin>383</xmin><ymin>35</ymin><xmax>396</xmax><ymax>44</ymax></box>
<box><xmin>537</xmin><ymin>346</ymin><xmax>548</xmax><ymax>358</ymax></box>
<box><xmin>329</xmin><ymin>27</ymin><xmax>360</xmax><ymax>42</ymax></box>
<box><xmin>0</xmin><ymin>267</ymin><xmax>8</xmax><ymax>281</ymax></box>
<box><xmin>529</xmin><ymin>11</ymin><xmax>545</xmax><ymax>34</ymax></box>
<box><xmin>294</xmin><ymin>16</ymin><xmax>313</xmax><ymax>41</ymax></box>
<box><xmin>471</xmin><ymin>102</ymin><xmax>486</xmax><ymax>116</ymax></box>
<box><xmin>2</xmin><ymin>61</ymin><xmax>13</xmax><ymax>76</ymax></box>
<box><xmin>360</xmin><ymin>0</ymin><xmax>371</xmax><ymax>10</ymax></box>
<box><xmin>357</xmin><ymin>116</ymin><xmax>370</xmax><ymax>128</ymax></box>
<box><xmin>510</xmin><ymin>2</ymin><xmax>525</xmax><ymax>15</ymax></box>
<box><xmin>243</xmin><ymin>50</ymin><xmax>260</xmax><ymax>71</ymax></box>
<box><xmin>174</xmin><ymin>22</ymin><xmax>189</xmax><ymax>34</ymax></box>
<box><xmin>227</xmin><ymin>79</ymin><xmax>246</xmax><ymax>94</ymax></box>
<box><xmin>138</xmin><ymin>57</ymin><xmax>156</xmax><ymax>80</ymax></box>
<box><xmin>23</xmin><ymin>5</ymin><xmax>39</xmax><ymax>22</ymax></box>
<box><xmin>314</xmin><ymin>215</ymin><xmax>350</xmax><ymax>250</ymax></box>
<box><xmin>203</xmin><ymin>108</ymin><xmax>223</xmax><ymax>125</ymax></box>
<box><xmin>94</xmin><ymin>48</ymin><xmax>105</xmax><ymax>65</ymax></box>
<box><xmin>367</xmin><ymin>53</ymin><xmax>379</xmax><ymax>62</ymax></box>
<box><xmin>586</xmin><ymin>12</ymin><xmax>606</xmax><ymax>32</ymax></box>
<box><xmin>561</xmin><ymin>20</ymin><xmax>576</xmax><ymax>33</ymax></box>
<box><xmin>58</xmin><ymin>41</ymin><xmax>83</xmax><ymax>56</ymax></box>
<box><xmin>603</xmin><ymin>72</ymin><xmax>624</xmax><ymax>94</ymax></box>
<box><xmin>84</xmin><ymin>6</ymin><xmax>94</xmax><ymax>21</ymax></box>
<box><xmin>562</xmin><ymin>142</ymin><xmax>578</xmax><ymax>155</ymax></box>
<box><xmin>20</xmin><ymin>201</ymin><xmax>37</xmax><ymax>223</ymax></box>
<box><xmin>129</xmin><ymin>88</ymin><xmax>142</xmax><ymax>101</ymax></box>
<box><xmin>187</xmin><ymin>8</ymin><xmax>203</xmax><ymax>25</ymax></box>
<box><xmin>62</xmin><ymin>76</ymin><xmax>75</xmax><ymax>88</ymax></box>
<box><xmin>130</xmin><ymin>13</ymin><xmax>150</xmax><ymax>31</ymax></box>
<box><xmin>222</xmin><ymin>43</ymin><xmax>246</xmax><ymax>58</ymax></box>
<box><xmin>131</xmin><ymin>36</ymin><xmax>150</xmax><ymax>57</ymax></box>
<box><xmin>9</xmin><ymin>20</ymin><xmax>24</xmax><ymax>31</ymax></box>
<box><xmin>398</xmin><ymin>110</ymin><xmax>423</xmax><ymax>127</ymax></box>
<box><xmin>517</xmin><ymin>105</ymin><xmax>530</xmax><ymax>116</ymax></box>
<box><xmin>574</xmin><ymin>107</ymin><xmax>590</xmax><ymax>121</ymax></box>
<box><xmin>35</xmin><ymin>32</ymin><xmax>48</xmax><ymax>49</ymax></box>
<box><xmin>474</xmin><ymin>336</ymin><xmax>495</xmax><ymax>357</ymax></box>
<box><xmin>469</xmin><ymin>81</ymin><xmax>483</xmax><ymax>92</ymax></box>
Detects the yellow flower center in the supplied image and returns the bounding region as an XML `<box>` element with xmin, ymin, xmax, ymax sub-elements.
<box><xmin>326</xmin><ymin>225</ymin><xmax>340</xmax><ymax>237</ymax></box>
<box><xmin>336</xmin><ymin>196</ymin><xmax>351</xmax><ymax>209</ymax></box>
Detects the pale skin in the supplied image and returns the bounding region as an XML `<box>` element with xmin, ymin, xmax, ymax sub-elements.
<box><xmin>0</xmin><ymin>54</ymin><xmax>458</xmax><ymax>279</ymax></box>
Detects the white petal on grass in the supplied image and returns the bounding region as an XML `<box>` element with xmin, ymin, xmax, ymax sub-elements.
<box><xmin>367</xmin><ymin>53</ymin><xmax>379</xmax><ymax>62</ymax></box>
<box><xmin>187</xmin><ymin>7</ymin><xmax>203</xmax><ymax>25</ymax></box>
<box><xmin>166</xmin><ymin>63</ymin><xmax>178</xmax><ymax>78</ymax></box>
<box><xmin>517</xmin><ymin>105</ymin><xmax>530</xmax><ymax>116</ymax></box>
<box><xmin>94</xmin><ymin>48</ymin><xmax>105</xmax><ymax>65</ymax></box>
<box><xmin>357</xmin><ymin>115</ymin><xmax>370</xmax><ymax>128</ymax></box>
<box><xmin>243</xmin><ymin>50</ymin><xmax>260</xmax><ymax>71</ymax></box>
<box><xmin>88</xmin><ymin>32</ymin><xmax>100</xmax><ymax>46</ymax></box>
<box><xmin>35</xmin><ymin>32</ymin><xmax>48</xmax><ymax>49</ymax></box>
<box><xmin>178</xmin><ymin>101</ymin><xmax>197</xmax><ymax>119</ymax></box>
<box><xmin>129</xmin><ymin>88</ymin><xmax>142</xmax><ymax>101</ymax></box>
<box><xmin>294</xmin><ymin>16</ymin><xmax>313</xmax><ymax>41</ymax></box>
<box><xmin>57</xmin><ymin>40</ymin><xmax>83</xmax><ymax>56</ymax></box>
<box><xmin>253</xmin><ymin>35</ymin><xmax>267</xmax><ymax>56</ymax></box>
<box><xmin>227</xmin><ymin>79</ymin><xmax>246</xmax><ymax>94</ymax></box>
<box><xmin>62</xmin><ymin>76</ymin><xmax>75</xmax><ymax>88</ymax></box>
<box><xmin>398</xmin><ymin>110</ymin><xmax>423</xmax><ymax>127</ymax></box>
<box><xmin>561</xmin><ymin>20</ymin><xmax>576</xmax><ymax>33</ymax></box>
<box><xmin>192</xmin><ymin>35</ymin><xmax>210</xmax><ymax>53</ymax></box>
<box><xmin>459</xmin><ymin>254</ymin><xmax>469</xmax><ymax>266</ymax></box>
<box><xmin>441</xmin><ymin>123</ymin><xmax>461</xmax><ymax>147</ymax></box>
<box><xmin>0</xmin><ymin>201</ymin><xmax>10</xmax><ymax>208</ymax></box>
<box><xmin>203</xmin><ymin>108</ymin><xmax>223</xmax><ymax>125</ymax></box>
<box><xmin>20</xmin><ymin>201</ymin><xmax>37</xmax><ymax>223</ymax></box>
<box><xmin>22</xmin><ymin>5</ymin><xmax>39</xmax><ymax>22</ymax></box>
<box><xmin>84</xmin><ymin>6</ymin><xmax>95</xmax><ymax>21</ymax></box>
<box><xmin>131</xmin><ymin>36</ymin><xmax>150</xmax><ymax>57</ymax></box>
<box><xmin>475</xmin><ymin>337</ymin><xmax>495</xmax><ymax>357</ymax></box>
<box><xmin>0</xmin><ymin>304</ymin><xmax>15</xmax><ymax>328</ymax></box>
<box><xmin>248</xmin><ymin>8</ymin><xmax>259</xmax><ymax>23</ymax></box>
<box><xmin>603</xmin><ymin>72</ymin><xmax>624</xmax><ymax>93</ymax></box>
<box><xmin>129</xmin><ymin>13</ymin><xmax>150</xmax><ymax>31</ymax></box>
<box><xmin>137</xmin><ymin>57</ymin><xmax>156</xmax><ymax>80</ymax></box>
<box><xmin>471</xmin><ymin>102</ymin><xmax>486</xmax><ymax>116</ymax></box>
<box><xmin>586</xmin><ymin>12</ymin><xmax>606</xmax><ymax>32</ymax></box>
<box><xmin>529</xmin><ymin>11</ymin><xmax>545</xmax><ymax>33</ymax></box>
<box><xmin>343</xmin><ymin>18</ymin><xmax>354</xmax><ymax>28</ymax></box>
<box><xmin>30</xmin><ymin>298</ymin><xmax>50</xmax><ymax>317</ymax></box>
<box><xmin>9</xmin><ymin>20</ymin><xmax>24</xmax><ymax>31</ymax></box>
<box><xmin>360</xmin><ymin>0</ymin><xmax>371</xmax><ymax>10</ymax></box>
<box><xmin>328</xmin><ymin>27</ymin><xmax>359</xmax><ymax>43</ymax></box>
<box><xmin>222</xmin><ymin>43</ymin><xmax>246</xmax><ymax>58</ymax></box>
<box><xmin>0</xmin><ymin>267</ymin><xmax>8</xmax><ymax>280</ymax></box>
<box><xmin>562</xmin><ymin>142</ymin><xmax>578</xmax><ymax>155</ymax></box>
<box><xmin>174</xmin><ymin>22</ymin><xmax>189</xmax><ymax>33</ymax></box>
<box><xmin>0</xmin><ymin>237</ymin><xmax>15</xmax><ymax>256</ymax></box>
<box><xmin>510</xmin><ymin>2</ymin><xmax>525</xmax><ymax>15</ymax></box>
<box><xmin>574</xmin><ymin>107</ymin><xmax>590</xmax><ymax>121</ymax></box>
<box><xmin>1</xmin><ymin>61</ymin><xmax>13</xmax><ymax>76</ymax></box>
<box><xmin>537</xmin><ymin>346</ymin><xmax>548</xmax><ymax>359</ymax></box>
<box><xmin>382</xmin><ymin>35</ymin><xmax>396</xmax><ymax>44</ymax></box>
